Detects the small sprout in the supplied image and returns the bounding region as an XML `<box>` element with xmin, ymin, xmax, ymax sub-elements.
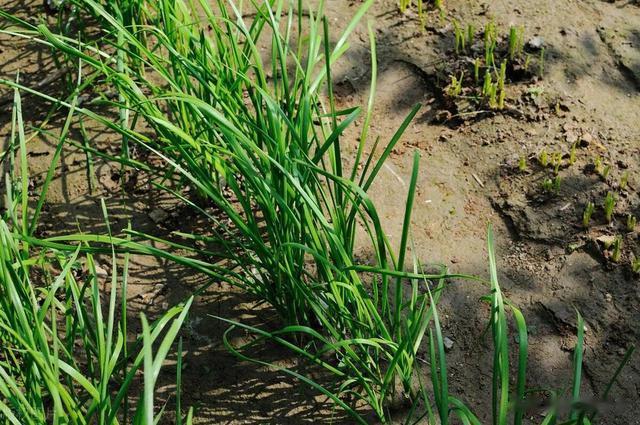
<box><xmin>488</xmin><ymin>83</ymin><xmax>498</xmax><ymax>109</ymax></box>
<box><xmin>538</xmin><ymin>149</ymin><xmax>549</xmax><ymax>167</ymax></box>
<box><xmin>517</xmin><ymin>25</ymin><xmax>525</xmax><ymax>56</ymax></box>
<box><xmin>620</xmin><ymin>171</ymin><xmax>629</xmax><ymax>190</ymax></box>
<box><xmin>518</xmin><ymin>155</ymin><xmax>527</xmax><ymax>172</ymax></box>
<box><xmin>601</xmin><ymin>164</ymin><xmax>611</xmax><ymax>180</ymax></box>
<box><xmin>524</xmin><ymin>54</ymin><xmax>531</xmax><ymax>71</ymax></box>
<box><xmin>482</xmin><ymin>70</ymin><xmax>492</xmax><ymax>96</ymax></box>
<box><xmin>417</xmin><ymin>0</ymin><xmax>425</xmax><ymax>26</ymax></box>
<box><xmin>467</xmin><ymin>24</ymin><xmax>475</xmax><ymax>46</ymax></box>
<box><xmin>551</xmin><ymin>151</ymin><xmax>562</xmax><ymax>174</ymax></box>
<box><xmin>604</xmin><ymin>191</ymin><xmax>616</xmax><ymax>223</ymax></box>
<box><xmin>583</xmin><ymin>202</ymin><xmax>595</xmax><ymax>227</ymax></box>
<box><xmin>569</xmin><ymin>142</ymin><xmax>577</xmax><ymax>165</ymax></box>
<box><xmin>453</xmin><ymin>20</ymin><xmax>465</xmax><ymax>53</ymax></box>
<box><xmin>508</xmin><ymin>26</ymin><xmax>518</xmax><ymax>60</ymax></box>
<box><xmin>484</xmin><ymin>21</ymin><xmax>496</xmax><ymax>66</ymax></box>
<box><xmin>594</xmin><ymin>156</ymin><xmax>604</xmax><ymax>176</ymax></box>
<box><xmin>498</xmin><ymin>88</ymin><xmax>506</xmax><ymax>110</ymax></box>
<box><xmin>611</xmin><ymin>235</ymin><xmax>622</xmax><ymax>263</ymax></box>
<box><xmin>627</xmin><ymin>214</ymin><xmax>636</xmax><ymax>232</ymax></box>
<box><xmin>632</xmin><ymin>256</ymin><xmax>640</xmax><ymax>274</ymax></box>
<box><xmin>538</xmin><ymin>47</ymin><xmax>546</xmax><ymax>77</ymax></box>
<box><xmin>497</xmin><ymin>60</ymin><xmax>507</xmax><ymax>109</ymax></box>
<box><xmin>447</xmin><ymin>72</ymin><xmax>464</xmax><ymax>97</ymax></box>
<box><xmin>542</xmin><ymin>176</ymin><xmax>561</xmax><ymax>194</ymax></box>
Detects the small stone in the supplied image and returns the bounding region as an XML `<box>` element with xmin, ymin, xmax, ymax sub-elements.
<box><xmin>443</xmin><ymin>337</ymin><xmax>454</xmax><ymax>351</ymax></box>
<box><xmin>94</xmin><ymin>264</ymin><xmax>109</xmax><ymax>278</ymax></box>
<box><xmin>565</xmin><ymin>130</ymin><xmax>578</xmax><ymax>144</ymax></box>
<box><xmin>149</xmin><ymin>208</ymin><xmax>169</xmax><ymax>224</ymax></box>
<box><xmin>580</xmin><ymin>132</ymin><xmax>594</xmax><ymax>146</ymax></box>
<box><xmin>527</xmin><ymin>36</ymin><xmax>545</xmax><ymax>50</ymax></box>
<box><xmin>604</xmin><ymin>293</ymin><xmax>612</xmax><ymax>302</ymax></box>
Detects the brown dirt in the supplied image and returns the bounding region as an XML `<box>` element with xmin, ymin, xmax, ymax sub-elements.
<box><xmin>1</xmin><ymin>0</ymin><xmax>639</xmax><ymax>423</ymax></box>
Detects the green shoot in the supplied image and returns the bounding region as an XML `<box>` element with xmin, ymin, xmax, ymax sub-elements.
<box><xmin>508</xmin><ymin>26</ymin><xmax>518</xmax><ymax>60</ymax></box>
<box><xmin>474</xmin><ymin>58</ymin><xmax>481</xmax><ymax>83</ymax></box>
<box><xmin>539</xmin><ymin>47</ymin><xmax>546</xmax><ymax>76</ymax></box>
<box><xmin>569</xmin><ymin>142</ymin><xmax>577</xmax><ymax>165</ymax></box>
<box><xmin>524</xmin><ymin>54</ymin><xmax>531</xmax><ymax>71</ymax></box>
<box><xmin>627</xmin><ymin>214</ymin><xmax>636</xmax><ymax>232</ymax></box>
<box><xmin>583</xmin><ymin>202</ymin><xmax>595</xmax><ymax>228</ymax></box>
<box><xmin>551</xmin><ymin>151</ymin><xmax>563</xmax><ymax>174</ymax></box>
<box><xmin>632</xmin><ymin>256</ymin><xmax>640</xmax><ymax>274</ymax></box>
<box><xmin>611</xmin><ymin>236</ymin><xmax>622</xmax><ymax>263</ymax></box>
<box><xmin>604</xmin><ymin>192</ymin><xmax>616</xmax><ymax>223</ymax></box>
<box><xmin>518</xmin><ymin>155</ymin><xmax>527</xmax><ymax>172</ymax></box>
<box><xmin>542</xmin><ymin>177</ymin><xmax>560</xmax><ymax>194</ymax></box>
<box><xmin>454</xmin><ymin>20</ymin><xmax>465</xmax><ymax>53</ymax></box>
<box><xmin>620</xmin><ymin>171</ymin><xmax>629</xmax><ymax>190</ymax></box>
<box><xmin>539</xmin><ymin>149</ymin><xmax>549</xmax><ymax>167</ymax></box>
<box><xmin>467</xmin><ymin>23</ymin><xmax>475</xmax><ymax>46</ymax></box>
<box><xmin>447</xmin><ymin>72</ymin><xmax>464</xmax><ymax>96</ymax></box>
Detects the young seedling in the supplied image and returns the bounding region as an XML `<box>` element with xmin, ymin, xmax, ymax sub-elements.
<box><xmin>497</xmin><ymin>60</ymin><xmax>507</xmax><ymax>109</ymax></box>
<box><xmin>611</xmin><ymin>235</ymin><xmax>622</xmax><ymax>263</ymax></box>
<box><xmin>482</xmin><ymin>70</ymin><xmax>492</xmax><ymax>96</ymax></box>
<box><xmin>627</xmin><ymin>214</ymin><xmax>636</xmax><ymax>232</ymax></box>
<box><xmin>474</xmin><ymin>58</ymin><xmax>481</xmax><ymax>83</ymax></box>
<box><xmin>447</xmin><ymin>72</ymin><xmax>464</xmax><ymax>96</ymax></box>
<box><xmin>620</xmin><ymin>171</ymin><xmax>629</xmax><ymax>190</ymax></box>
<box><xmin>632</xmin><ymin>256</ymin><xmax>640</xmax><ymax>274</ymax></box>
<box><xmin>524</xmin><ymin>54</ymin><xmax>532</xmax><ymax>71</ymax></box>
<box><xmin>518</xmin><ymin>155</ymin><xmax>527</xmax><ymax>172</ymax></box>
<box><xmin>551</xmin><ymin>151</ymin><xmax>563</xmax><ymax>174</ymax></box>
<box><xmin>538</xmin><ymin>149</ymin><xmax>549</xmax><ymax>167</ymax></box>
<box><xmin>417</xmin><ymin>0</ymin><xmax>425</xmax><ymax>27</ymax></box>
<box><xmin>538</xmin><ymin>47</ymin><xmax>546</xmax><ymax>77</ymax></box>
<box><xmin>601</xmin><ymin>164</ymin><xmax>611</xmax><ymax>180</ymax></box>
<box><xmin>583</xmin><ymin>201</ymin><xmax>595</xmax><ymax>228</ymax></box>
<box><xmin>484</xmin><ymin>21</ymin><xmax>496</xmax><ymax>67</ymax></box>
<box><xmin>467</xmin><ymin>23</ymin><xmax>475</xmax><ymax>46</ymax></box>
<box><xmin>542</xmin><ymin>176</ymin><xmax>561</xmax><ymax>194</ymax></box>
<box><xmin>454</xmin><ymin>20</ymin><xmax>465</xmax><ymax>53</ymax></box>
<box><xmin>508</xmin><ymin>26</ymin><xmax>519</xmax><ymax>60</ymax></box>
<box><xmin>569</xmin><ymin>142</ymin><xmax>577</xmax><ymax>165</ymax></box>
<box><xmin>604</xmin><ymin>191</ymin><xmax>616</xmax><ymax>223</ymax></box>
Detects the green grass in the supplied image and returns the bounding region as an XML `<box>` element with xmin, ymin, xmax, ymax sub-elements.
<box><xmin>0</xmin><ymin>1</ymin><xmax>635</xmax><ymax>423</ymax></box>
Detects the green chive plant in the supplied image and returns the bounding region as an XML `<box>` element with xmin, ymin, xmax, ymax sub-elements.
<box><xmin>0</xmin><ymin>92</ymin><xmax>193</xmax><ymax>424</ymax></box>
<box><xmin>632</xmin><ymin>256</ymin><xmax>640</xmax><ymax>274</ymax></box>
<box><xmin>604</xmin><ymin>192</ymin><xmax>616</xmax><ymax>223</ymax></box>
<box><xmin>583</xmin><ymin>202</ymin><xmax>595</xmax><ymax>228</ymax></box>
<box><xmin>611</xmin><ymin>235</ymin><xmax>623</xmax><ymax>263</ymax></box>
<box><xmin>627</xmin><ymin>214</ymin><xmax>636</xmax><ymax>232</ymax></box>
<box><xmin>620</xmin><ymin>171</ymin><xmax>629</xmax><ymax>190</ymax></box>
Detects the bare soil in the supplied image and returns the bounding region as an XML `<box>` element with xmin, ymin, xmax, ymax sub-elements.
<box><xmin>0</xmin><ymin>0</ymin><xmax>638</xmax><ymax>423</ymax></box>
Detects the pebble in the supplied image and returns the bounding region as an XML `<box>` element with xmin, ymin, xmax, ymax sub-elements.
<box><xmin>527</xmin><ymin>36</ymin><xmax>545</xmax><ymax>50</ymax></box>
<box><xmin>443</xmin><ymin>337</ymin><xmax>454</xmax><ymax>350</ymax></box>
<box><xmin>149</xmin><ymin>208</ymin><xmax>169</xmax><ymax>223</ymax></box>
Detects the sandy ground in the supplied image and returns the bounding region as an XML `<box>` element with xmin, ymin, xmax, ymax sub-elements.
<box><xmin>0</xmin><ymin>0</ymin><xmax>639</xmax><ymax>423</ymax></box>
